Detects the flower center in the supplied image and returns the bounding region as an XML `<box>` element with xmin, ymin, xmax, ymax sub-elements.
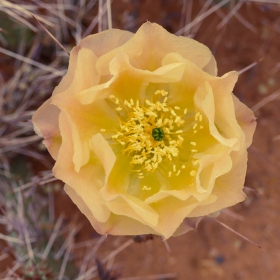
<box><xmin>109</xmin><ymin>90</ymin><xmax>203</xmax><ymax>179</ymax></box>
<box><xmin>152</xmin><ymin>127</ymin><xmax>165</xmax><ymax>141</ymax></box>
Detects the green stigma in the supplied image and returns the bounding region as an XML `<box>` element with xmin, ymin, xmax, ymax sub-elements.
<box><xmin>152</xmin><ymin>127</ymin><xmax>165</xmax><ymax>141</ymax></box>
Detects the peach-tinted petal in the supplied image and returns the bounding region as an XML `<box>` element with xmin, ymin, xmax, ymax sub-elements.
<box><xmin>202</xmin><ymin>55</ymin><xmax>217</xmax><ymax>76</ymax></box>
<box><xmin>65</xmin><ymin>184</ymin><xmax>160</xmax><ymax>236</ymax></box>
<box><xmin>80</xmin><ymin>28</ymin><xmax>133</xmax><ymax>58</ymax></box>
<box><xmin>96</xmin><ymin>22</ymin><xmax>213</xmax><ymax>75</ymax></box>
<box><xmin>189</xmin><ymin>145</ymin><xmax>247</xmax><ymax>217</ymax></box>
<box><xmin>151</xmin><ymin>196</ymin><xmax>200</xmax><ymax>239</ymax></box>
<box><xmin>90</xmin><ymin>133</ymin><xmax>116</xmax><ymax>179</ymax></box>
<box><xmin>32</xmin><ymin>98</ymin><xmax>61</xmax><ymax>159</ymax></box>
<box><xmin>194</xmin><ymin>81</ymin><xmax>239</xmax><ymax>148</ymax></box>
<box><xmin>78</xmin><ymin>51</ymin><xmax>186</xmax><ymax>105</ymax></box>
<box><xmin>54</xmin><ymin>112</ymin><xmax>110</xmax><ymax>223</ymax></box>
<box><xmin>53</xmin><ymin>46</ymin><xmax>79</xmax><ymax>96</ymax></box>
<box><xmin>100</xmin><ymin>157</ymin><xmax>159</xmax><ymax>227</ymax></box>
<box><xmin>232</xmin><ymin>94</ymin><xmax>256</xmax><ymax>147</ymax></box>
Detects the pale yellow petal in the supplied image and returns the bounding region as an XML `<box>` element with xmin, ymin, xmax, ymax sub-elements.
<box><xmin>151</xmin><ymin>196</ymin><xmax>199</xmax><ymax>239</ymax></box>
<box><xmin>202</xmin><ymin>55</ymin><xmax>217</xmax><ymax>76</ymax></box>
<box><xmin>54</xmin><ymin>112</ymin><xmax>110</xmax><ymax>223</ymax></box>
<box><xmin>65</xmin><ymin>184</ymin><xmax>159</xmax><ymax>236</ymax></box>
<box><xmin>90</xmin><ymin>133</ymin><xmax>116</xmax><ymax>178</ymax></box>
<box><xmin>189</xmin><ymin>145</ymin><xmax>247</xmax><ymax>217</ymax></box>
<box><xmin>100</xmin><ymin>156</ymin><xmax>159</xmax><ymax>227</ymax></box>
<box><xmin>80</xmin><ymin>28</ymin><xmax>133</xmax><ymax>58</ymax></box>
<box><xmin>96</xmin><ymin>22</ymin><xmax>213</xmax><ymax>75</ymax></box>
<box><xmin>53</xmin><ymin>46</ymin><xmax>79</xmax><ymax>96</ymax></box>
<box><xmin>194</xmin><ymin>81</ymin><xmax>238</xmax><ymax>148</ymax></box>
<box><xmin>78</xmin><ymin>51</ymin><xmax>186</xmax><ymax>105</ymax></box>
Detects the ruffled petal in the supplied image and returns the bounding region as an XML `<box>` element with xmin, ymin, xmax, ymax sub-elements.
<box><xmin>54</xmin><ymin>112</ymin><xmax>111</xmax><ymax>223</ymax></box>
<box><xmin>96</xmin><ymin>22</ymin><xmax>213</xmax><ymax>75</ymax></box>
<box><xmin>232</xmin><ymin>95</ymin><xmax>256</xmax><ymax>147</ymax></box>
<box><xmin>32</xmin><ymin>98</ymin><xmax>61</xmax><ymax>159</ymax></box>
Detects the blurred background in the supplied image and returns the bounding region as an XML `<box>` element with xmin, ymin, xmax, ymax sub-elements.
<box><xmin>0</xmin><ymin>0</ymin><xmax>280</xmax><ymax>279</ymax></box>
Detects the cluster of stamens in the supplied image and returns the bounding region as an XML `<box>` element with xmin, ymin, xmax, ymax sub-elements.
<box><xmin>107</xmin><ymin>90</ymin><xmax>204</xmax><ymax>182</ymax></box>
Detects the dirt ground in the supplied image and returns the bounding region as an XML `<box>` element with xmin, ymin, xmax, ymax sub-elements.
<box><xmin>2</xmin><ymin>1</ymin><xmax>280</xmax><ymax>279</ymax></box>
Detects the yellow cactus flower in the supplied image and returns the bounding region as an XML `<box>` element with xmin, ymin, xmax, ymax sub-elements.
<box><xmin>32</xmin><ymin>22</ymin><xmax>256</xmax><ymax>239</ymax></box>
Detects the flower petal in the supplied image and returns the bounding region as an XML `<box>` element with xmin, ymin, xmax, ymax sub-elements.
<box><xmin>80</xmin><ymin>28</ymin><xmax>133</xmax><ymax>58</ymax></box>
<box><xmin>54</xmin><ymin>112</ymin><xmax>110</xmax><ymax>223</ymax></box>
<box><xmin>96</xmin><ymin>22</ymin><xmax>213</xmax><ymax>75</ymax></box>
<box><xmin>232</xmin><ymin>95</ymin><xmax>256</xmax><ymax>147</ymax></box>
<box><xmin>32</xmin><ymin>98</ymin><xmax>61</xmax><ymax>159</ymax></box>
<box><xmin>100</xmin><ymin>157</ymin><xmax>159</xmax><ymax>227</ymax></box>
<box><xmin>189</xmin><ymin>145</ymin><xmax>247</xmax><ymax>217</ymax></box>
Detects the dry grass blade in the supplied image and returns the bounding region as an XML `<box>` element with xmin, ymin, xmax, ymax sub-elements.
<box><xmin>83</xmin><ymin>1</ymin><xmax>107</xmax><ymax>38</ymax></box>
<box><xmin>176</xmin><ymin>0</ymin><xmax>230</xmax><ymax>35</ymax></box>
<box><xmin>251</xmin><ymin>89</ymin><xmax>280</xmax><ymax>112</ymax></box>
<box><xmin>238</xmin><ymin>61</ymin><xmax>260</xmax><ymax>75</ymax></box>
<box><xmin>222</xmin><ymin>208</ymin><xmax>245</xmax><ymax>221</ymax></box>
<box><xmin>30</xmin><ymin>13</ymin><xmax>70</xmax><ymax>55</ymax></box>
<box><xmin>106</xmin><ymin>0</ymin><xmax>112</xmax><ymax>29</ymax></box>
<box><xmin>58</xmin><ymin>244</ymin><xmax>72</xmax><ymax>280</ymax></box>
<box><xmin>234</xmin><ymin>11</ymin><xmax>258</xmax><ymax>33</ymax></box>
<box><xmin>102</xmin><ymin>239</ymin><xmax>134</xmax><ymax>263</ymax></box>
<box><xmin>78</xmin><ymin>235</ymin><xmax>107</xmax><ymax>278</ymax></box>
<box><xmin>0</xmin><ymin>232</ymin><xmax>23</xmax><ymax>244</ymax></box>
<box><xmin>0</xmin><ymin>7</ymin><xmax>38</xmax><ymax>32</ymax></box>
<box><xmin>98</xmin><ymin>0</ymin><xmax>103</xmax><ymax>32</ymax></box>
<box><xmin>0</xmin><ymin>46</ymin><xmax>65</xmax><ymax>76</ymax></box>
<box><xmin>210</xmin><ymin>218</ymin><xmax>263</xmax><ymax>249</ymax></box>
<box><xmin>216</xmin><ymin>0</ymin><xmax>243</xmax><ymax>30</ymax></box>
<box><xmin>42</xmin><ymin>214</ymin><xmax>64</xmax><ymax>259</ymax></box>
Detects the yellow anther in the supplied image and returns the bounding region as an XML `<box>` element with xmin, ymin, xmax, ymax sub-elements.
<box><xmin>194</xmin><ymin>130</ymin><xmax>197</xmax><ymax>134</ymax></box>
<box><xmin>109</xmin><ymin>94</ymin><xmax>120</xmax><ymax>104</ymax></box>
<box><xmin>199</xmin><ymin>115</ymin><xmax>203</xmax><ymax>122</ymax></box>
<box><xmin>190</xmin><ymin>142</ymin><xmax>196</xmax><ymax>146</ymax></box>
<box><xmin>191</xmin><ymin>149</ymin><xmax>197</xmax><ymax>153</ymax></box>
<box><xmin>200</xmin><ymin>126</ymin><xmax>204</xmax><ymax>129</ymax></box>
<box><xmin>190</xmin><ymin>170</ymin><xmax>196</xmax><ymax>177</ymax></box>
<box><xmin>142</xmin><ymin>185</ymin><xmax>151</xmax><ymax>190</ymax></box>
<box><xmin>178</xmin><ymin>135</ymin><xmax>184</xmax><ymax>140</ymax></box>
<box><xmin>192</xmin><ymin>160</ymin><xmax>199</xmax><ymax>165</ymax></box>
<box><xmin>182</xmin><ymin>165</ymin><xmax>186</xmax><ymax>169</ymax></box>
<box><xmin>193</xmin><ymin>123</ymin><xmax>197</xmax><ymax>130</ymax></box>
<box><xmin>184</xmin><ymin>108</ymin><xmax>188</xmax><ymax>114</ymax></box>
<box><xmin>100</xmin><ymin>128</ymin><xmax>106</xmax><ymax>132</ymax></box>
<box><xmin>175</xmin><ymin>116</ymin><xmax>181</xmax><ymax>123</ymax></box>
<box><xmin>111</xmin><ymin>90</ymin><xmax>192</xmax><ymax>178</ymax></box>
<box><xmin>195</xmin><ymin>112</ymin><xmax>200</xmax><ymax>121</ymax></box>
